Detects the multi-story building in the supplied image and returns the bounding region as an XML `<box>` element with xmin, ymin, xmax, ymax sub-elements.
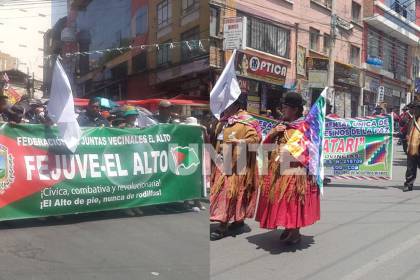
<box><xmin>210</xmin><ymin>0</ymin><xmax>364</xmax><ymax>117</ymax></box>
<box><xmin>0</xmin><ymin>52</ymin><xmax>18</xmax><ymax>72</ymax></box>
<box><xmin>362</xmin><ymin>0</ymin><xmax>419</xmax><ymax>112</ymax></box>
<box><xmin>146</xmin><ymin>0</ymin><xmax>210</xmax><ymax>99</ymax></box>
<box><xmin>0</xmin><ymin>2</ymin><xmax>53</xmax><ymax>82</ymax></box>
<box><xmin>64</xmin><ymin>0</ymin><xmax>209</xmax><ymax>100</ymax></box>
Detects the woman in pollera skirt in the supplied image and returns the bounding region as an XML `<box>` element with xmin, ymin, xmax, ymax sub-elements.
<box><xmin>210</xmin><ymin>95</ymin><xmax>262</xmax><ymax>241</ymax></box>
<box><xmin>256</xmin><ymin>92</ymin><xmax>320</xmax><ymax>244</ymax></box>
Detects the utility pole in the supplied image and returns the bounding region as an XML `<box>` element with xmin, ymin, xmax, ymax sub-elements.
<box><xmin>327</xmin><ymin>0</ymin><xmax>337</xmax><ymax>113</ymax></box>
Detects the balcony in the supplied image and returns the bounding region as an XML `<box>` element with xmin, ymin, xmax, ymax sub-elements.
<box><xmin>364</xmin><ymin>1</ymin><xmax>420</xmax><ymax>46</ymax></box>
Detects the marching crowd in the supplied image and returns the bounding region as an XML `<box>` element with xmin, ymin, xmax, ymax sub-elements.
<box><xmin>0</xmin><ymin>94</ymin><xmax>207</xmax><ymax>217</ymax></box>
<box><xmin>209</xmin><ymin>92</ymin><xmax>319</xmax><ymax>243</ymax></box>
<box><xmin>208</xmin><ymin>91</ymin><xmax>420</xmax><ymax>243</ymax></box>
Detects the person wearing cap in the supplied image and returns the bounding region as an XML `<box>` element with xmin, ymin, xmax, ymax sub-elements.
<box><xmin>77</xmin><ymin>97</ymin><xmax>110</xmax><ymax>127</ymax></box>
<box><xmin>157</xmin><ymin>100</ymin><xmax>173</xmax><ymax>123</ymax></box>
<box><xmin>256</xmin><ymin>92</ymin><xmax>320</xmax><ymax>244</ymax></box>
<box><xmin>403</xmin><ymin>102</ymin><xmax>420</xmax><ymax>192</ymax></box>
<box><xmin>4</xmin><ymin>104</ymin><xmax>25</xmax><ymax>124</ymax></box>
<box><xmin>373</xmin><ymin>105</ymin><xmax>385</xmax><ymax>116</ymax></box>
<box><xmin>119</xmin><ymin>106</ymin><xmax>139</xmax><ymax>128</ymax></box>
<box><xmin>210</xmin><ymin>94</ymin><xmax>262</xmax><ymax>241</ymax></box>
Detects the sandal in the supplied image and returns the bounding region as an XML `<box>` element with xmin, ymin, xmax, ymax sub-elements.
<box><xmin>286</xmin><ymin>229</ymin><xmax>301</xmax><ymax>245</ymax></box>
<box><xmin>210</xmin><ymin>229</ymin><xmax>227</xmax><ymax>241</ymax></box>
<box><xmin>228</xmin><ymin>221</ymin><xmax>245</xmax><ymax>231</ymax></box>
<box><xmin>279</xmin><ymin>229</ymin><xmax>291</xmax><ymax>241</ymax></box>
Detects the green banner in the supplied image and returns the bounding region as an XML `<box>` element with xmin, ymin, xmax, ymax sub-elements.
<box><xmin>324</xmin><ymin>115</ymin><xmax>393</xmax><ymax>179</ymax></box>
<box><xmin>0</xmin><ymin>124</ymin><xmax>204</xmax><ymax>221</ymax></box>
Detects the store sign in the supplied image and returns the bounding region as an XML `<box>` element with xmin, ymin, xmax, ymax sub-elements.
<box><xmin>307</xmin><ymin>57</ymin><xmax>329</xmax><ymax>71</ymax></box>
<box><xmin>236</xmin><ymin>51</ymin><xmax>288</xmax><ymax>85</ymax></box>
<box><xmin>223</xmin><ymin>17</ymin><xmax>247</xmax><ymax>50</ymax></box>
<box><xmin>297</xmin><ymin>46</ymin><xmax>306</xmax><ymax>76</ymax></box>
<box><xmin>308</xmin><ymin>70</ymin><xmax>328</xmax><ymax>88</ymax></box>
<box><xmin>334</xmin><ymin>63</ymin><xmax>360</xmax><ymax>87</ymax></box>
<box><xmin>238</xmin><ymin>78</ymin><xmax>250</xmax><ymax>93</ymax></box>
<box><xmin>377</xmin><ymin>86</ymin><xmax>385</xmax><ymax>102</ymax></box>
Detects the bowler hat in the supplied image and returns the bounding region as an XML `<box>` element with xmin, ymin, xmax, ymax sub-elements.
<box><xmin>282</xmin><ymin>92</ymin><xmax>306</xmax><ymax>107</ymax></box>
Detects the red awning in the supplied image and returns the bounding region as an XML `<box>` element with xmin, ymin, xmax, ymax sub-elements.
<box><xmin>74</xmin><ymin>98</ymin><xmax>209</xmax><ymax>112</ymax></box>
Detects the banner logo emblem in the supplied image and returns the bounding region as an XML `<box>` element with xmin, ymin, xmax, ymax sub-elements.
<box><xmin>0</xmin><ymin>144</ymin><xmax>15</xmax><ymax>194</ymax></box>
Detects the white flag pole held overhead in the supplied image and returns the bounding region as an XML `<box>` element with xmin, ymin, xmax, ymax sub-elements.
<box><xmin>47</xmin><ymin>59</ymin><xmax>81</xmax><ymax>153</ymax></box>
<box><xmin>210</xmin><ymin>49</ymin><xmax>242</xmax><ymax>120</ymax></box>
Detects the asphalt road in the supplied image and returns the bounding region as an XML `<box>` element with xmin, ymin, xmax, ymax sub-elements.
<box><xmin>211</xmin><ymin>144</ymin><xmax>420</xmax><ymax>280</ymax></box>
<box><xmin>0</xmin><ymin>202</ymin><xmax>209</xmax><ymax>280</ymax></box>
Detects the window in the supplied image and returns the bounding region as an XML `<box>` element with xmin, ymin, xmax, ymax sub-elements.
<box><xmin>323</xmin><ymin>34</ymin><xmax>330</xmax><ymax>54</ymax></box>
<box><xmin>182</xmin><ymin>0</ymin><xmax>198</xmax><ymax>14</ymax></box>
<box><xmin>157</xmin><ymin>41</ymin><xmax>171</xmax><ymax>65</ymax></box>
<box><xmin>382</xmin><ymin>39</ymin><xmax>393</xmax><ymax>72</ymax></box>
<box><xmin>352</xmin><ymin>2</ymin><xmax>361</xmax><ymax>22</ymax></box>
<box><xmin>181</xmin><ymin>27</ymin><xmax>202</xmax><ymax>61</ymax></box>
<box><xmin>367</xmin><ymin>29</ymin><xmax>379</xmax><ymax>58</ymax></box>
<box><xmin>132</xmin><ymin>52</ymin><xmax>147</xmax><ymax>73</ymax></box>
<box><xmin>309</xmin><ymin>28</ymin><xmax>320</xmax><ymax>52</ymax></box>
<box><xmin>312</xmin><ymin>0</ymin><xmax>332</xmax><ymax>9</ymax></box>
<box><xmin>413</xmin><ymin>57</ymin><xmax>419</xmax><ymax>79</ymax></box>
<box><xmin>246</xmin><ymin>16</ymin><xmax>290</xmax><ymax>58</ymax></box>
<box><xmin>136</xmin><ymin>6</ymin><xmax>148</xmax><ymax>36</ymax></box>
<box><xmin>157</xmin><ymin>0</ymin><xmax>171</xmax><ymax>28</ymax></box>
<box><xmin>210</xmin><ymin>6</ymin><xmax>220</xmax><ymax>37</ymax></box>
<box><xmin>395</xmin><ymin>43</ymin><xmax>408</xmax><ymax>78</ymax></box>
<box><xmin>350</xmin><ymin>45</ymin><xmax>360</xmax><ymax>66</ymax></box>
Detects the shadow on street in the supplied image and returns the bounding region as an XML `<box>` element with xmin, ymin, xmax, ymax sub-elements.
<box><xmin>0</xmin><ymin>201</ymin><xmax>206</xmax><ymax>230</ymax></box>
<box><xmin>246</xmin><ymin>230</ymin><xmax>314</xmax><ymax>254</ymax></box>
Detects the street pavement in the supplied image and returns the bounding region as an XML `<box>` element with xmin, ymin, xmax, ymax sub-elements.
<box><xmin>211</xmin><ymin>143</ymin><xmax>420</xmax><ymax>280</ymax></box>
<box><xmin>0</xmin><ymin>202</ymin><xmax>209</xmax><ymax>280</ymax></box>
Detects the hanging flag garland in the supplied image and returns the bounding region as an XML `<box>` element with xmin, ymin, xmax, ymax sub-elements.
<box><xmin>44</xmin><ymin>39</ymin><xmax>210</xmax><ymax>60</ymax></box>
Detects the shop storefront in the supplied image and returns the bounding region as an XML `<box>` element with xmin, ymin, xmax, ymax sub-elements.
<box><xmin>334</xmin><ymin>62</ymin><xmax>361</xmax><ymax>118</ymax></box>
<box><xmin>382</xmin><ymin>81</ymin><xmax>406</xmax><ymax>111</ymax></box>
<box><xmin>235</xmin><ymin>50</ymin><xmax>289</xmax><ymax>118</ymax></box>
<box><xmin>363</xmin><ymin>75</ymin><xmax>380</xmax><ymax>114</ymax></box>
<box><xmin>308</xmin><ymin>57</ymin><xmax>361</xmax><ymax>117</ymax></box>
<box><xmin>307</xmin><ymin>57</ymin><xmax>328</xmax><ymax>105</ymax></box>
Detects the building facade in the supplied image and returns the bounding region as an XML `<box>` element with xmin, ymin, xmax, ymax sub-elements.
<box><xmin>145</xmin><ymin>0</ymin><xmax>210</xmax><ymax>99</ymax></box>
<box><xmin>210</xmin><ymin>0</ymin><xmax>364</xmax><ymax>117</ymax></box>
<box><xmin>362</xmin><ymin>0</ymin><xmax>420</xmax><ymax>113</ymax></box>
<box><xmin>0</xmin><ymin>52</ymin><xmax>18</xmax><ymax>72</ymax></box>
<box><xmin>59</xmin><ymin>0</ymin><xmax>209</xmax><ymax>100</ymax></box>
<box><xmin>0</xmin><ymin>2</ymin><xmax>53</xmax><ymax>81</ymax></box>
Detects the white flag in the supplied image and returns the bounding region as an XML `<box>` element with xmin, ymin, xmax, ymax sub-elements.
<box><xmin>48</xmin><ymin>59</ymin><xmax>81</xmax><ymax>153</ymax></box>
<box><xmin>210</xmin><ymin>49</ymin><xmax>241</xmax><ymax>119</ymax></box>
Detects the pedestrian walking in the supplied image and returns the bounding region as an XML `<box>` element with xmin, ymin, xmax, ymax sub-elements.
<box><xmin>255</xmin><ymin>92</ymin><xmax>320</xmax><ymax>244</ymax></box>
<box><xmin>210</xmin><ymin>95</ymin><xmax>262</xmax><ymax>240</ymax></box>
<box><xmin>403</xmin><ymin>102</ymin><xmax>420</xmax><ymax>192</ymax></box>
<box><xmin>400</xmin><ymin>105</ymin><xmax>413</xmax><ymax>154</ymax></box>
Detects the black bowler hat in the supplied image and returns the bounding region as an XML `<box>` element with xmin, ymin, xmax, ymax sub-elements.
<box><xmin>282</xmin><ymin>92</ymin><xmax>306</xmax><ymax>107</ymax></box>
<box><xmin>407</xmin><ymin>102</ymin><xmax>420</xmax><ymax>109</ymax></box>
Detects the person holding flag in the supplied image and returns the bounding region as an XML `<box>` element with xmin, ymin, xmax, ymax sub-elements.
<box><xmin>256</xmin><ymin>91</ymin><xmax>325</xmax><ymax>244</ymax></box>
<box><xmin>209</xmin><ymin>94</ymin><xmax>262</xmax><ymax>240</ymax></box>
<box><xmin>209</xmin><ymin>50</ymin><xmax>262</xmax><ymax>240</ymax></box>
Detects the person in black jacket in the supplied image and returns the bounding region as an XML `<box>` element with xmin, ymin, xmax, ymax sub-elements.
<box><xmin>77</xmin><ymin>97</ymin><xmax>110</xmax><ymax>127</ymax></box>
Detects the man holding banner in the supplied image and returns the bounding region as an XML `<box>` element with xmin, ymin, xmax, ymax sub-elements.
<box><xmin>404</xmin><ymin>102</ymin><xmax>420</xmax><ymax>192</ymax></box>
